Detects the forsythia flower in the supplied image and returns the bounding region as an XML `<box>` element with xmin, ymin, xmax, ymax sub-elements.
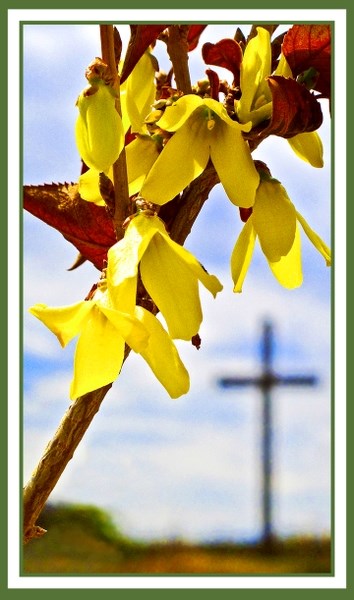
<box><xmin>107</xmin><ymin>212</ymin><xmax>223</xmax><ymax>340</ymax></box>
<box><xmin>236</xmin><ymin>27</ymin><xmax>323</xmax><ymax>168</ymax></box>
<box><xmin>231</xmin><ymin>175</ymin><xmax>331</xmax><ymax>291</ymax></box>
<box><xmin>75</xmin><ymin>66</ymin><xmax>124</xmax><ymax>172</ymax></box>
<box><xmin>29</xmin><ymin>283</ymin><xmax>190</xmax><ymax>399</ymax></box>
<box><xmin>236</xmin><ymin>26</ymin><xmax>273</xmax><ymax>128</ymax></box>
<box><xmin>141</xmin><ymin>94</ymin><xmax>259</xmax><ymax>208</ymax></box>
<box><xmin>29</xmin><ymin>285</ymin><xmax>148</xmax><ymax>400</ymax></box>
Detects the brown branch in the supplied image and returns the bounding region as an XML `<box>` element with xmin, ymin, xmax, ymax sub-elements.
<box><xmin>23</xmin><ymin>165</ymin><xmax>220</xmax><ymax>544</ymax></box>
<box><xmin>166</xmin><ymin>25</ymin><xmax>193</xmax><ymax>94</ymax></box>
<box><xmin>169</xmin><ymin>163</ymin><xmax>219</xmax><ymax>245</ymax></box>
<box><xmin>23</xmin><ymin>25</ymin><xmax>221</xmax><ymax>545</ymax></box>
<box><xmin>100</xmin><ymin>25</ymin><xmax>130</xmax><ymax>241</ymax></box>
<box><xmin>23</xmin><ymin>384</ymin><xmax>112</xmax><ymax>543</ymax></box>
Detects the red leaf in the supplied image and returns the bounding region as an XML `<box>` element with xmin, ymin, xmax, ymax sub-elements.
<box><xmin>24</xmin><ymin>183</ymin><xmax>116</xmax><ymax>271</ymax></box>
<box><xmin>120</xmin><ymin>25</ymin><xmax>169</xmax><ymax>83</ymax></box>
<box><xmin>202</xmin><ymin>38</ymin><xmax>242</xmax><ymax>83</ymax></box>
<box><xmin>261</xmin><ymin>75</ymin><xmax>323</xmax><ymax>138</ymax></box>
<box><xmin>187</xmin><ymin>25</ymin><xmax>207</xmax><ymax>51</ymax></box>
<box><xmin>205</xmin><ymin>68</ymin><xmax>220</xmax><ymax>100</ymax></box>
<box><xmin>282</xmin><ymin>25</ymin><xmax>331</xmax><ymax>99</ymax></box>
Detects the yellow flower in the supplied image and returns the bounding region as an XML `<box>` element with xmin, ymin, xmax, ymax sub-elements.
<box><xmin>141</xmin><ymin>94</ymin><xmax>259</xmax><ymax>208</ymax></box>
<box><xmin>75</xmin><ymin>81</ymin><xmax>124</xmax><ymax>173</ymax></box>
<box><xmin>107</xmin><ymin>212</ymin><xmax>223</xmax><ymax>340</ymax></box>
<box><xmin>29</xmin><ymin>282</ymin><xmax>190</xmax><ymax>399</ymax></box>
<box><xmin>236</xmin><ymin>27</ymin><xmax>323</xmax><ymax>168</ymax></box>
<box><xmin>231</xmin><ymin>176</ymin><xmax>331</xmax><ymax>291</ymax></box>
<box><xmin>29</xmin><ymin>285</ymin><xmax>148</xmax><ymax>400</ymax></box>
<box><xmin>236</xmin><ymin>26</ymin><xmax>273</xmax><ymax>128</ymax></box>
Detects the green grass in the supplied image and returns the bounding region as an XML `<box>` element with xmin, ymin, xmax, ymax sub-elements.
<box><xmin>22</xmin><ymin>503</ymin><xmax>332</xmax><ymax>575</ymax></box>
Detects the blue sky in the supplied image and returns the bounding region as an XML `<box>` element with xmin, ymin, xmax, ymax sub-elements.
<box><xmin>22</xmin><ymin>23</ymin><xmax>332</xmax><ymax>543</ymax></box>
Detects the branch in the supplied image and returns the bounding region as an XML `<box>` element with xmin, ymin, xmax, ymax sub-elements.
<box><xmin>23</xmin><ymin>27</ymin><xmax>220</xmax><ymax>545</ymax></box>
<box><xmin>169</xmin><ymin>163</ymin><xmax>219</xmax><ymax>245</ymax></box>
<box><xmin>166</xmin><ymin>26</ymin><xmax>193</xmax><ymax>94</ymax></box>
<box><xmin>23</xmin><ymin>384</ymin><xmax>112</xmax><ymax>543</ymax></box>
<box><xmin>100</xmin><ymin>25</ymin><xmax>130</xmax><ymax>241</ymax></box>
<box><xmin>23</xmin><ymin>165</ymin><xmax>220</xmax><ymax>544</ymax></box>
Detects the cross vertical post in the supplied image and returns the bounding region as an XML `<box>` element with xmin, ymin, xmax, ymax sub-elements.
<box><xmin>218</xmin><ymin>320</ymin><xmax>317</xmax><ymax>549</ymax></box>
<box><xmin>261</xmin><ymin>322</ymin><xmax>274</xmax><ymax>548</ymax></box>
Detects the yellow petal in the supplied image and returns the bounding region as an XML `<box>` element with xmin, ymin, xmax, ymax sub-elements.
<box><xmin>29</xmin><ymin>301</ymin><xmax>94</xmax><ymax>347</ymax></box>
<box><xmin>156</xmin><ymin>94</ymin><xmax>204</xmax><ymax>131</ymax></box>
<box><xmin>135</xmin><ymin>306</ymin><xmax>190</xmax><ymax>398</ymax></box>
<box><xmin>230</xmin><ymin>217</ymin><xmax>257</xmax><ymax>292</ymax></box>
<box><xmin>121</xmin><ymin>52</ymin><xmax>156</xmax><ymax>135</ymax></box>
<box><xmin>164</xmin><ymin>238</ymin><xmax>223</xmax><ymax>298</ymax></box>
<box><xmin>78</xmin><ymin>168</ymin><xmax>107</xmax><ymax>205</ymax></box>
<box><xmin>75</xmin><ymin>83</ymin><xmax>124</xmax><ymax>172</ymax></box>
<box><xmin>140</xmin><ymin>234</ymin><xmax>203</xmax><ymax>340</ymax></box>
<box><xmin>252</xmin><ymin>180</ymin><xmax>297</xmax><ymax>262</ymax></box>
<box><xmin>268</xmin><ymin>224</ymin><xmax>303</xmax><ymax>288</ymax></box>
<box><xmin>133</xmin><ymin>216</ymin><xmax>222</xmax><ymax>338</ymax></box>
<box><xmin>107</xmin><ymin>214</ymin><xmax>159</xmax><ymax>286</ymax></box>
<box><xmin>274</xmin><ymin>53</ymin><xmax>293</xmax><ymax>77</ymax></box>
<box><xmin>287</xmin><ymin>132</ymin><xmax>324</xmax><ymax>168</ymax></box>
<box><xmin>210</xmin><ymin>119</ymin><xmax>259</xmax><ymax>208</ymax></box>
<box><xmin>70</xmin><ymin>307</ymin><xmax>125</xmax><ymax>399</ymax></box>
<box><xmin>125</xmin><ymin>135</ymin><xmax>160</xmax><ymax>196</ymax></box>
<box><xmin>107</xmin><ymin>215</ymin><xmax>161</xmax><ymax>312</ymax></box>
<box><xmin>203</xmin><ymin>98</ymin><xmax>252</xmax><ymax>133</ymax></box>
<box><xmin>141</xmin><ymin>117</ymin><xmax>209</xmax><ymax>205</ymax></box>
<box><xmin>99</xmin><ymin>305</ymin><xmax>149</xmax><ymax>352</ymax></box>
<box><xmin>296</xmin><ymin>211</ymin><xmax>331</xmax><ymax>266</ymax></box>
<box><xmin>107</xmin><ymin>276</ymin><xmax>137</xmax><ymax>316</ymax></box>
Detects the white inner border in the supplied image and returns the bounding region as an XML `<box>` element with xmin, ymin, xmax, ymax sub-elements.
<box><xmin>8</xmin><ymin>7</ymin><xmax>347</xmax><ymax>590</ymax></box>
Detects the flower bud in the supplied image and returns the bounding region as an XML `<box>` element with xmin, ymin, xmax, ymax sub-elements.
<box><xmin>75</xmin><ymin>82</ymin><xmax>124</xmax><ymax>172</ymax></box>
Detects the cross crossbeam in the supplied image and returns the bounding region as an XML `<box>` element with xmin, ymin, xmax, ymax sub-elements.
<box><xmin>218</xmin><ymin>321</ymin><xmax>318</xmax><ymax>548</ymax></box>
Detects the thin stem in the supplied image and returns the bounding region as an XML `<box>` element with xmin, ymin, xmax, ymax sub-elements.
<box><xmin>100</xmin><ymin>25</ymin><xmax>130</xmax><ymax>241</ymax></box>
<box><xmin>22</xmin><ymin>165</ymin><xmax>219</xmax><ymax>544</ymax></box>
<box><xmin>23</xmin><ymin>24</ymin><xmax>219</xmax><ymax>544</ymax></box>
<box><xmin>166</xmin><ymin>26</ymin><xmax>193</xmax><ymax>94</ymax></box>
<box><xmin>23</xmin><ymin>384</ymin><xmax>112</xmax><ymax>543</ymax></box>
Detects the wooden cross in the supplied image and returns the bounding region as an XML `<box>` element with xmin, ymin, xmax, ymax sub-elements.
<box><xmin>218</xmin><ymin>320</ymin><xmax>318</xmax><ymax>548</ymax></box>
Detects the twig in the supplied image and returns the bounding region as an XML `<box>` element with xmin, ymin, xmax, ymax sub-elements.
<box><xmin>100</xmin><ymin>24</ymin><xmax>130</xmax><ymax>241</ymax></box>
<box><xmin>168</xmin><ymin>163</ymin><xmax>219</xmax><ymax>245</ymax></box>
<box><xmin>23</xmin><ymin>25</ymin><xmax>219</xmax><ymax>544</ymax></box>
<box><xmin>166</xmin><ymin>26</ymin><xmax>193</xmax><ymax>94</ymax></box>
<box><xmin>23</xmin><ymin>165</ymin><xmax>219</xmax><ymax>544</ymax></box>
<box><xmin>23</xmin><ymin>384</ymin><xmax>112</xmax><ymax>543</ymax></box>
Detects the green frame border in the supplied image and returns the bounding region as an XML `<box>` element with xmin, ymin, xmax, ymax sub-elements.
<box><xmin>2</xmin><ymin>0</ymin><xmax>350</xmax><ymax>596</ymax></box>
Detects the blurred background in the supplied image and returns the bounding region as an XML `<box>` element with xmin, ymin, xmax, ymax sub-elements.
<box><xmin>22</xmin><ymin>23</ymin><xmax>331</xmax><ymax>573</ymax></box>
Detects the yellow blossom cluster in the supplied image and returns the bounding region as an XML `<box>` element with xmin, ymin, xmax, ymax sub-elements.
<box><xmin>29</xmin><ymin>27</ymin><xmax>331</xmax><ymax>401</ymax></box>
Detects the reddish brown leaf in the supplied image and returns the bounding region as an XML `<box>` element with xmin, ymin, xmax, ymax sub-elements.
<box><xmin>24</xmin><ymin>183</ymin><xmax>116</xmax><ymax>271</ymax></box>
<box><xmin>202</xmin><ymin>38</ymin><xmax>242</xmax><ymax>84</ymax></box>
<box><xmin>261</xmin><ymin>75</ymin><xmax>323</xmax><ymax>138</ymax></box>
<box><xmin>205</xmin><ymin>68</ymin><xmax>220</xmax><ymax>100</ymax></box>
<box><xmin>120</xmin><ymin>25</ymin><xmax>169</xmax><ymax>83</ymax></box>
<box><xmin>282</xmin><ymin>25</ymin><xmax>331</xmax><ymax>99</ymax></box>
<box><xmin>187</xmin><ymin>25</ymin><xmax>207</xmax><ymax>51</ymax></box>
